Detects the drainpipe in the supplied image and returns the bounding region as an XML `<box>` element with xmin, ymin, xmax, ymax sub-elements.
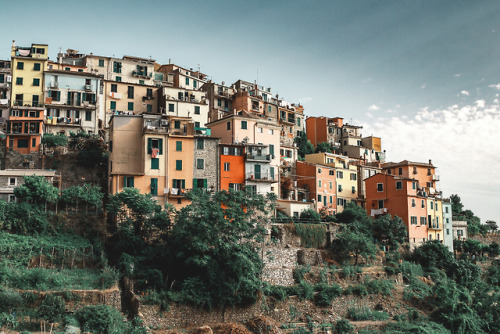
<box><xmin>165</xmin><ymin>134</ymin><xmax>169</xmax><ymax>203</ymax></box>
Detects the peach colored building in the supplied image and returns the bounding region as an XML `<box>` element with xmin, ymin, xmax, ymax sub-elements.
<box><xmin>365</xmin><ymin>173</ymin><xmax>429</xmax><ymax>249</ymax></box>
<box><xmin>296</xmin><ymin>161</ymin><xmax>337</xmax><ymax>215</ymax></box>
<box><xmin>382</xmin><ymin>160</ymin><xmax>439</xmax><ymax>195</ymax></box>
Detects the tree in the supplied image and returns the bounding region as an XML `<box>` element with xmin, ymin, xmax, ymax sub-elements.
<box><xmin>75</xmin><ymin>305</ymin><xmax>127</xmax><ymax>334</ymax></box>
<box><xmin>166</xmin><ymin>190</ymin><xmax>276</xmax><ymax>309</ymax></box>
<box><xmin>37</xmin><ymin>294</ymin><xmax>65</xmax><ymax>333</ymax></box>
<box><xmin>486</xmin><ymin>220</ymin><xmax>498</xmax><ymax>231</ymax></box>
<box><xmin>331</xmin><ymin>229</ymin><xmax>377</xmax><ymax>265</ymax></box>
<box><xmin>299</xmin><ymin>208</ymin><xmax>321</xmax><ymax>223</ymax></box>
<box><xmin>315</xmin><ymin>141</ymin><xmax>334</xmax><ymax>153</ymax></box>
<box><xmin>372</xmin><ymin>215</ymin><xmax>407</xmax><ymax>251</ymax></box>
<box><xmin>450</xmin><ymin>194</ymin><xmax>464</xmax><ymax>214</ymax></box>
<box><xmin>412</xmin><ymin>240</ymin><xmax>455</xmax><ymax>271</ymax></box>
<box><xmin>41</xmin><ymin>133</ymin><xmax>68</xmax><ymax>148</ymax></box>
<box><xmin>294</xmin><ymin>131</ymin><xmax>314</xmax><ymax>159</ymax></box>
<box><xmin>61</xmin><ymin>184</ymin><xmax>103</xmax><ymax>212</ymax></box>
<box><xmin>14</xmin><ymin>175</ymin><xmax>59</xmax><ymax>208</ymax></box>
<box><xmin>335</xmin><ymin>203</ymin><xmax>372</xmax><ymax>227</ymax></box>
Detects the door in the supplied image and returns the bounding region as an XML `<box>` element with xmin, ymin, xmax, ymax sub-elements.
<box><xmin>254</xmin><ymin>164</ymin><xmax>261</xmax><ymax>179</ymax></box>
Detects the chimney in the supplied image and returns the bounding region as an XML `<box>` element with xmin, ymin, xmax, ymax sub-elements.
<box><xmin>11</xmin><ymin>40</ymin><xmax>15</xmax><ymax>51</ymax></box>
<box><xmin>429</xmin><ymin>159</ymin><xmax>432</xmax><ymax>165</ymax></box>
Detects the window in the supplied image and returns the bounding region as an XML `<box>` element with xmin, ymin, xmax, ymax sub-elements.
<box><xmin>147</xmin><ymin>138</ymin><xmax>163</xmax><ymax>155</ymax></box>
<box><xmin>398</xmin><ymin>167</ymin><xmax>403</xmax><ymax>175</ymax></box>
<box><xmin>268</xmin><ymin>129</ymin><xmax>274</xmax><ymax>135</ymax></box>
<box><xmin>98</xmin><ymin>59</ymin><xmax>105</xmax><ymax>67</ymax></box>
<box><xmin>241</xmin><ymin>120</ymin><xmax>247</xmax><ymax>129</ymax></box>
<box><xmin>33</xmin><ymin>78</ymin><xmax>40</xmax><ymax>86</ymax></box>
<box><xmin>175</xmin><ymin>160</ymin><xmax>182</xmax><ymax>170</ymax></box>
<box><xmin>128</xmin><ymin>102</ymin><xmax>134</xmax><ymax>111</ymax></box>
<box><xmin>174</xmin><ymin>120</ymin><xmax>181</xmax><ymax>129</ymax></box>
<box><xmin>147</xmin><ymin>104</ymin><xmax>152</xmax><ymax>113</ymax></box>
<box><xmin>229</xmin><ymin>183</ymin><xmax>241</xmax><ymax>191</ymax></box>
<box><xmin>318</xmin><ymin>180</ymin><xmax>322</xmax><ymax>188</ymax></box>
<box><xmin>111</xmin><ymin>84</ymin><xmax>117</xmax><ymax>92</ymax></box>
<box><xmin>17</xmin><ymin>62</ymin><xmax>24</xmax><ymax>70</ymax></box>
<box><xmin>125</xmin><ymin>176</ymin><xmax>134</xmax><ymax>188</ymax></box>
<box><xmin>127</xmin><ymin>86</ymin><xmax>134</xmax><ymax>99</ymax></box>
<box><xmin>194</xmin><ymin>106</ymin><xmax>200</xmax><ymax>114</ymax></box>
<box><xmin>33</xmin><ymin>63</ymin><xmax>41</xmax><ymax>71</ymax></box>
<box><xmin>412</xmin><ymin>182</ymin><xmax>416</xmax><ymax>190</ymax></box>
<box><xmin>116</xmin><ymin>76</ymin><xmax>121</xmax><ymax>82</ymax></box>
<box><xmin>176</xmin><ymin>141</ymin><xmax>182</xmax><ymax>151</ymax></box>
<box><xmin>350</xmin><ymin>173</ymin><xmax>357</xmax><ymax>180</ymax></box>
<box><xmin>151</xmin><ymin>158</ymin><xmax>159</xmax><ymax>169</ymax></box>
<box><xmin>8</xmin><ymin>195</ymin><xmax>16</xmax><ymax>203</ymax></box>
<box><xmin>217</xmin><ymin>98</ymin><xmax>222</xmax><ymax>107</ymax></box>
<box><xmin>147</xmin><ymin>88</ymin><xmax>153</xmax><ymax>97</ymax></box>
<box><xmin>457</xmin><ymin>230</ymin><xmax>464</xmax><ymax>237</ymax></box>
<box><xmin>9</xmin><ymin>178</ymin><xmax>16</xmax><ymax>186</ymax></box>
<box><xmin>336</xmin><ymin>171</ymin><xmax>343</xmax><ymax>178</ymax></box>
<box><xmin>17</xmin><ymin>139</ymin><xmax>29</xmax><ymax>148</ymax></box>
<box><xmin>113</xmin><ymin>61</ymin><xmax>122</xmax><ymax>73</ymax></box>
<box><xmin>410</xmin><ymin>216</ymin><xmax>417</xmax><ymax>225</ymax></box>
<box><xmin>166</xmin><ymin>103</ymin><xmax>174</xmax><ymax>112</ymax></box>
<box><xmin>197</xmin><ymin>159</ymin><xmax>204</xmax><ymax>169</ymax></box>
<box><xmin>16</xmin><ymin>77</ymin><xmax>23</xmax><ymax>85</ymax></box>
<box><xmin>150</xmin><ymin>178</ymin><xmax>158</xmax><ymax>195</ymax></box>
<box><xmin>257</xmin><ymin>127</ymin><xmax>263</xmax><ymax>133</ymax></box>
<box><xmin>446</xmin><ymin>229</ymin><xmax>450</xmax><ymax>235</ymax></box>
<box><xmin>352</xmin><ymin>186</ymin><xmax>355</xmax><ymax>194</ymax></box>
<box><xmin>193</xmin><ymin>80</ymin><xmax>197</xmax><ymax>88</ymax></box>
<box><xmin>435</xmin><ymin>203</ymin><xmax>438</xmax><ymax>211</ymax></box>
<box><xmin>185</xmin><ymin>77</ymin><xmax>189</xmax><ymax>85</ymax></box>
<box><xmin>338</xmin><ymin>185</ymin><xmax>343</xmax><ymax>192</ymax></box>
<box><xmin>226</xmin><ymin>122</ymin><xmax>231</xmax><ymax>130</ymax></box>
<box><xmin>412</xmin><ymin>199</ymin><xmax>416</xmax><ymax>207</ymax></box>
<box><xmin>420</xmin><ymin>217</ymin><xmax>427</xmax><ymax>225</ymax></box>
<box><xmin>430</xmin><ymin>201</ymin><xmax>434</xmax><ymax>210</ymax></box>
<box><xmin>377</xmin><ymin>183</ymin><xmax>383</xmax><ymax>192</ymax></box>
<box><xmin>110</xmin><ymin>101</ymin><xmax>116</xmax><ymax>110</ymax></box>
<box><xmin>329</xmin><ymin>170</ymin><xmax>334</xmax><ymax>176</ymax></box>
<box><xmin>427</xmin><ymin>168</ymin><xmax>431</xmax><ymax>176</ymax></box>
<box><xmin>195</xmin><ymin>122</ymin><xmax>200</xmax><ymax>128</ymax></box>
<box><xmin>318</xmin><ymin>194</ymin><xmax>322</xmax><ymax>202</ymax></box>
<box><xmin>378</xmin><ymin>200</ymin><xmax>384</xmax><ymax>208</ymax></box>
<box><xmin>193</xmin><ymin>178</ymin><xmax>208</xmax><ymax>189</ymax></box>
<box><xmin>85</xmin><ymin>111</ymin><xmax>92</xmax><ymax>121</ymax></box>
<box><xmin>224</xmin><ymin>162</ymin><xmax>230</xmax><ymax>171</ymax></box>
<box><xmin>197</xmin><ymin>138</ymin><xmax>204</xmax><ymax>149</ymax></box>
<box><xmin>172</xmin><ymin>179</ymin><xmax>186</xmax><ymax>189</ymax></box>
<box><xmin>396</xmin><ymin>181</ymin><xmax>402</xmax><ymax>190</ymax></box>
<box><xmin>421</xmin><ymin>200</ymin><xmax>425</xmax><ymax>208</ymax></box>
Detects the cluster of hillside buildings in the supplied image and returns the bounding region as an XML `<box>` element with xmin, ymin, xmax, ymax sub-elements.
<box><xmin>0</xmin><ymin>41</ymin><xmax>468</xmax><ymax>250</ymax></box>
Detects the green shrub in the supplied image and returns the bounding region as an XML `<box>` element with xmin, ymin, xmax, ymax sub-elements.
<box><xmin>342</xmin><ymin>265</ymin><xmax>362</xmax><ymax>278</ymax></box>
<box><xmin>37</xmin><ymin>294</ymin><xmax>65</xmax><ymax>324</ymax></box>
<box><xmin>347</xmin><ymin>306</ymin><xmax>389</xmax><ymax>321</ymax></box>
<box><xmin>400</xmin><ymin>261</ymin><xmax>424</xmax><ymax>282</ymax></box>
<box><xmin>366</xmin><ymin>279</ymin><xmax>394</xmax><ymax>296</ymax></box>
<box><xmin>293</xmin><ymin>265</ymin><xmax>311</xmax><ymax>283</ymax></box>
<box><xmin>0</xmin><ymin>312</ymin><xmax>18</xmax><ymax>330</ymax></box>
<box><xmin>295</xmin><ymin>224</ymin><xmax>326</xmax><ymax>248</ymax></box>
<box><xmin>299</xmin><ymin>209</ymin><xmax>321</xmax><ymax>224</ymax></box>
<box><xmin>344</xmin><ymin>284</ymin><xmax>368</xmax><ymax>296</ymax></box>
<box><xmin>298</xmin><ymin>280</ymin><xmax>314</xmax><ymax>300</ymax></box>
<box><xmin>263</xmin><ymin>284</ymin><xmax>288</xmax><ymax>302</ymax></box>
<box><xmin>335</xmin><ymin>319</ymin><xmax>354</xmax><ymax>333</ymax></box>
<box><xmin>383</xmin><ymin>321</ymin><xmax>450</xmax><ymax>333</ymax></box>
<box><xmin>0</xmin><ymin>289</ymin><xmax>23</xmax><ymax>312</ymax></box>
<box><xmin>75</xmin><ymin>305</ymin><xmax>127</xmax><ymax>334</ymax></box>
<box><xmin>314</xmin><ymin>283</ymin><xmax>342</xmax><ymax>306</ymax></box>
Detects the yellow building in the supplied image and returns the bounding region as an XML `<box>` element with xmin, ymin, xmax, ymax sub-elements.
<box><xmin>7</xmin><ymin>42</ymin><xmax>48</xmax><ymax>153</ymax></box>
<box><xmin>427</xmin><ymin>197</ymin><xmax>444</xmax><ymax>242</ymax></box>
<box><xmin>304</xmin><ymin>152</ymin><xmax>358</xmax><ymax>212</ymax></box>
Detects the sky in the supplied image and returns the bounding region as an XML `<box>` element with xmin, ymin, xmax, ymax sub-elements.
<box><xmin>1</xmin><ymin>0</ymin><xmax>499</xmax><ymax>223</ymax></box>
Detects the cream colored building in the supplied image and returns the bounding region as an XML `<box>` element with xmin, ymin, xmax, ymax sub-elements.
<box><xmin>158</xmin><ymin>86</ymin><xmax>209</xmax><ymax>128</ymax></box>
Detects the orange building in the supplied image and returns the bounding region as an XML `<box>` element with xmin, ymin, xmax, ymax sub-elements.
<box><xmin>382</xmin><ymin>160</ymin><xmax>439</xmax><ymax>194</ymax></box>
<box><xmin>296</xmin><ymin>161</ymin><xmax>337</xmax><ymax>214</ymax></box>
<box><xmin>365</xmin><ymin>173</ymin><xmax>429</xmax><ymax>248</ymax></box>
<box><xmin>6</xmin><ymin>108</ymin><xmax>44</xmax><ymax>154</ymax></box>
<box><xmin>219</xmin><ymin>144</ymin><xmax>245</xmax><ymax>191</ymax></box>
<box><xmin>305</xmin><ymin>116</ymin><xmax>343</xmax><ymax>148</ymax></box>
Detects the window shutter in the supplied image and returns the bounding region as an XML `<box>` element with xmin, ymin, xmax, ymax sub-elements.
<box><xmin>159</xmin><ymin>139</ymin><xmax>163</xmax><ymax>154</ymax></box>
<box><xmin>147</xmin><ymin>138</ymin><xmax>152</xmax><ymax>154</ymax></box>
<box><xmin>203</xmin><ymin>179</ymin><xmax>207</xmax><ymax>188</ymax></box>
<box><xmin>82</xmin><ymin>92</ymin><xmax>86</xmax><ymax>101</ymax></box>
<box><xmin>181</xmin><ymin>179</ymin><xmax>185</xmax><ymax>189</ymax></box>
<box><xmin>56</xmin><ymin>91</ymin><xmax>60</xmax><ymax>101</ymax></box>
<box><xmin>269</xmin><ymin>144</ymin><xmax>274</xmax><ymax>156</ymax></box>
<box><xmin>193</xmin><ymin>179</ymin><xmax>198</xmax><ymax>189</ymax></box>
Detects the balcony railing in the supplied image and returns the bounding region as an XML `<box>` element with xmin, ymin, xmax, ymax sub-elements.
<box><xmin>246</xmin><ymin>153</ymin><xmax>271</xmax><ymax>162</ymax></box>
<box><xmin>246</xmin><ymin>172</ymin><xmax>275</xmax><ymax>182</ymax></box>
<box><xmin>45</xmin><ymin>117</ymin><xmax>82</xmax><ymax>126</ymax></box>
<box><xmin>132</xmin><ymin>71</ymin><xmax>152</xmax><ymax>78</ymax></box>
<box><xmin>45</xmin><ymin>99</ymin><xmax>95</xmax><ymax>108</ymax></box>
<box><xmin>12</xmin><ymin>100</ymin><xmax>44</xmax><ymax>108</ymax></box>
<box><xmin>169</xmin><ymin>188</ymin><xmax>188</xmax><ymax>196</ymax></box>
<box><xmin>142</xmin><ymin>95</ymin><xmax>154</xmax><ymax>101</ymax></box>
<box><xmin>370</xmin><ymin>208</ymin><xmax>387</xmax><ymax>216</ymax></box>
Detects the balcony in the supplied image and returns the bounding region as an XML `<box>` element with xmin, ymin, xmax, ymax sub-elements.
<box><xmin>246</xmin><ymin>172</ymin><xmax>276</xmax><ymax>182</ymax></box>
<box><xmin>246</xmin><ymin>153</ymin><xmax>271</xmax><ymax>162</ymax></box>
<box><xmin>194</xmin><ymin>127</ymin><xmax>211</xmax><ymax>136</ymax></box>
<box><xmin>132</xmin><ymin>71</ymin><xmax>152</xmax><ymax>79</ymax></box>
<box><xmin>12</xmin><ymin>100</ymin><xmax>44</xmax><ymax>109</ymax></box>
<box><xmin>432</xmin><ymin>174</ymin><xmax>440</xmax><ymax>181</ymax></box>
<box><xmin>429</xmin><ymin>223</ymin><xmax>440</xmax><ymax>230</ymax></box>
<box><xmin>143</xmin><ymin>125</ymin><xmax>169</xmax><ymax>135</ymax></box>
<box><xmin>0</xmin><ymin>82</ymin><xmax>10</xmax><ymax>89</ymax></box>
<box><xmin>142</xmin><ymin>95</ymin><xmax>154</xmax><ymax>101</ymax></box>
<box><xmin>45</xmin><ymin>117</ymin><xmax>82</xmax><ymax>126</ymax></box>
<box><xmin>169</xmin><ymin>188</ymin><xmax>188</xmax><ymax>197</ymax></box>
<box><xmin>370</xmin><ymin>208</ymin><xmax>387</xmax><ymax>216</ymax></box>
<box><xmin>45</xmin><ymin>99</ymin><xmax>95</xmax><ymax>108</ymax></box>
<box><xmin>84</xmin><ymin>84</ymin><xmax>92</xmax><ymax>91</ymax></box>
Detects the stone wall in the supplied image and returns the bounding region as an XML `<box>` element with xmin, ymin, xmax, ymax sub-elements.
<box><xmin>262</xmin><ymin>247</ymin><xmax>298</xmax><ymax>286</ymax></box>
<box><xmin>193</xmin><ymin>136</ymin><xmax>219</xmax><ymax>190</ymax></box>
<box><xmin>139</xmin><ymin>293</ymin><xmax>403</xmax><ymax>330</ymax></box>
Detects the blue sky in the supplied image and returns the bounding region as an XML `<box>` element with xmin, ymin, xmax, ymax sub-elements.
<box><xmin>2</xmin><ymin>0</ymin><xmax>499</xmax><ymax>222</ymax></box>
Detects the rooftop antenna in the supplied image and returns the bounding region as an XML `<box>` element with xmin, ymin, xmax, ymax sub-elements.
<box><xmin>197</xmin><ymin>64</ymin><xmax>200</xmax><ymax>72</ymax></box>
<box><xmin>256</xmin><ymin>68</ymin><xmax>259</xmax><ymax>86</ymax></box>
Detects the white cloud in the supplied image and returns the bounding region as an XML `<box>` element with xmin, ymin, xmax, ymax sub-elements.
<box><xmin>368</xmin><ymin>104</ymin><xmax>380</xmax><ymax>111</ymax></box>
<box><xmin>362</xmin><ymin>101</ymin><xmax>500</xmax><ymax>223</ymax></box>
<box><xmin>299</xmin><ymin>97</ymin><xmax>312</xmax><ymax>103</ymax></box>
<box><xmin>489</xmin><ymin>83</ymin><xmax>500</xmax><ymax>90</ymax></box>
<box><xmin>454</xmin><ymin>73</ymin><xmax>461</xmax><ymax>78</ymax></box>
<box><xmin>460</xmin><ymin>90</ymin><xmax>470</xmax><ymax>96</ymax></box>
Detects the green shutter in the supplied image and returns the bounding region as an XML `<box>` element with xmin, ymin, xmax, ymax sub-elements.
<box><xmin>193</xmin><ymin>179</ymin><xmax>198</xmax><ymax>189</ymax></box>
<box><xmin>151</xmin><ymin>178</ymin><xmax>158</xmax><ymax>195</ymax></box>
<box><xmin>176</xmin><ymin>141</ymin><xmax>182</xmax><ymax>151</ymax></box>
<box><xmin>110</xmin><ymin>101</ymin><xmax>116</xmax><ymax>109</ymax></box>
<box><xmin>270</xmin><ymin>167</ymin><xmax>275</xmax><ymax>180</ymax></box>
<box><xmin>151</xmin><ymin>158</ymin><xmax>159</xmax><ymax>169</ymax></box>
<box><xmin>203</xmin><ymin>179</ymin><xmax>207</xmax><ymax>189</ymax></box>
<box><xmin>147</xmin><ymin>138</ymin><xmax>152</xmax><ymax>154</ymax></box>
<box><xmin>56</xmin><ymin>91</ymin><xmax>60</xmax><ymax>101</ymax></box>
<box><xmin>159</xmin><ymin>139</ymin><xmax>163</xmax><ymax>155</ymax></box>
<box><xmin>269</xmin><ymin>144</ymin><xmax>274</xmax><ymax>156</ymax></box>
<box><xmin>176</xmin><ymin>160</ymin><xmax>182</xmax><ymax>170</ymax></box>
<box><xmin>181</xmin><ymin>179</ymin><xmax>185</xmax><ymax>189</ymax></box>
